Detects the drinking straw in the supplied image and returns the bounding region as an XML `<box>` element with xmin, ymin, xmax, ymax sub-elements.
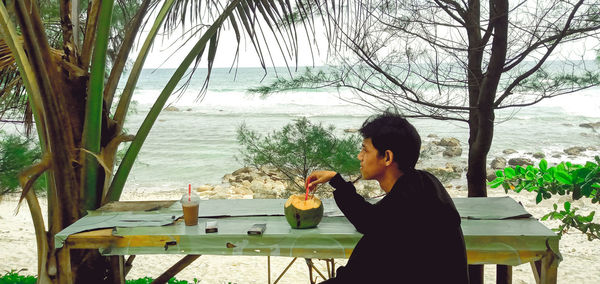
<box><xmin>305</xmin><ymin>182</ymin><xmax>309</xmax><ymax>201</ymax></box>
<box><xmin>188</xmin><ymin>184</ymin><xmax>191</xmax><ymax>201</ymax></box>
<box><xmin>305</xmin><ymin>177</ymin><xmax>314</xmax><ymax>201</ymax></box>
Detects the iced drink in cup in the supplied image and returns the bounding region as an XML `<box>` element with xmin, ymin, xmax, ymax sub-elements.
<box><xmin>181</xmin><ymin>193</ymin><xmax>200</xmax><ymax>226</ymax></box>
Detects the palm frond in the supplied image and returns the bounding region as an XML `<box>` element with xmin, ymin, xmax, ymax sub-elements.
<box><xmin>145</xmin><ymin>0</ymin><xmax>327</xmax><ymax>101</ymax></box>
<box><xmin>0</xmin><ymin>37</ymin><xmax>31</xmax><ymax>132</ymax></box>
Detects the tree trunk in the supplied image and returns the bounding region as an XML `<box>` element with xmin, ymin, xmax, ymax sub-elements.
<box><xmin>465</xmin><ymin>0</ymin><xmax>486</xmax><ymax>198</ymax></box>
<box><xmin>465</xmin><ymin>1</ymin><xmax>509</xmax><ymax>283</ymax></box>
<box><xmin>10</xmin><ymin>1</ymin><xmax>121</xmax><ymax>281</ymax></box>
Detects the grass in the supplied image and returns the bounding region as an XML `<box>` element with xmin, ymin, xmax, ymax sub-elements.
<box><xmin>0</xmin><ymin>271</ymin><xmax>206</xmax><ymax>284</ymax></box>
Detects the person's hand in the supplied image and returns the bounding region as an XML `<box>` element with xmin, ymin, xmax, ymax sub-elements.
<box><xmin>306</xmin><ymin>170</ymin><xmax>337</xmax><ymax>192</ymax></box>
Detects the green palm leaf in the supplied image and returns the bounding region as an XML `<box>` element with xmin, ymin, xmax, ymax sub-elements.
<box><xmin>107</xmin><ymin>0</ymin><xmax>243</xmax><ymax>201</ymax></box>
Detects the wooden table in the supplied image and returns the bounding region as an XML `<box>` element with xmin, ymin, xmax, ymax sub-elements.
<box><xmin>56</xmin><ymin>198</ymin><xmax>560</xmax><ymax>284</ymax></box>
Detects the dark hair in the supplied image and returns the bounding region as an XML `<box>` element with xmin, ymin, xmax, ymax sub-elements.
<box><xmin>359</xmin><ymin>112</ymin><xmax>421</xmax><ymax>171</ymax></box>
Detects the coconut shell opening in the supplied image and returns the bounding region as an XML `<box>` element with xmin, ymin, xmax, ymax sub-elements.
<box><xmin>284</xmin><ymin>194</ymin><xmax>322</xmax><ymax>210</ymax></box>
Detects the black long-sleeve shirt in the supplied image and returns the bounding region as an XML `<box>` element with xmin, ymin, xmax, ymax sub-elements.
<box><xmin>326</xmin><ymin>170</ymin><xmax>469</xmax><ymax>283</ymax></box>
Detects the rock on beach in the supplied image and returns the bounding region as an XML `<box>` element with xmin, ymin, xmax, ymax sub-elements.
<box><xmin>579</xmin><ymin>122</ymin><xmax>600</xmax><ymax>130</ymax></box>
<box><xmin>491</xmin><ymin>157</ymin><xmax>507</xmax><ymax>169</ymax></box>
<box><xmin>508</xmin><ymin>157</ymin><xmax>533</xmax><ymax>167</ymax></box>
<box><xmin>564</xmin><ymin>146</ymin><xmax>587</xmax><ymax>156</ymax></box>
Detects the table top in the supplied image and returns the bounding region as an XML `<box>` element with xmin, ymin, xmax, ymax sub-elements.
<box><xmin>56</xmin><ymin>197</ymin><xmax>560</xmax><ymax>265</ymax></box>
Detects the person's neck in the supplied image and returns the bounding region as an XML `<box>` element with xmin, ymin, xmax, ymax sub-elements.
<box><xmin>378</xmin><ymin>168</ymin><xmax>404</xmax><ymax>193</ymax></box>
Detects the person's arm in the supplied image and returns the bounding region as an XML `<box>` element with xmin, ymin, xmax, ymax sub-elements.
<box><xmin>328</xmin><ymin>174</ymin><xmax>386</xmax><ymax>235</ymax></box>
<box><xmin>307</xmin><ymin>171</ymin><xmax>395</xmax><ymax>234</ymax></box>
<box><xmin>306</xmin><ymin>170</ymin><xmax>337</xmax><ymax>191</ymax></box>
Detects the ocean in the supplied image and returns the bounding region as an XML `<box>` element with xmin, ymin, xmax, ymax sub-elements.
<box><xmin>118</xmin><ymin>66</ymin><xmax>600</xmax><ymax>192</ymax></box>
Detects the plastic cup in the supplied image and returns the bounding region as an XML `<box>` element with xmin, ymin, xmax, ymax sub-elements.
<box><xmin>181</xmin><ymin>194</ymin><xmax>200</xmax><ymax>226</ymax></box>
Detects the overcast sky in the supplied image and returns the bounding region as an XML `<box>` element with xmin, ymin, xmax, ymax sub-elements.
<box><xmin>136</xmin><ymin>20</ymin><xmax>331</xmax><ymax>69</ymax></box>
<box><xmin>136</xmin><ymin>14</ymin><xmax>599</xmax><ymax>70</ymax></box>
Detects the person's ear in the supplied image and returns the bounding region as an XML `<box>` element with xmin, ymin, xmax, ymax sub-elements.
<box><xmin>384</xmin><ymin>150</ymin><xmax>394</xmax><ymax>166</ymax></box>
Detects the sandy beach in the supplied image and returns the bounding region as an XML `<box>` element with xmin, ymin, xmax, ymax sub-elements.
<box><xmin>1</xmin><ymin>184</ymin><xmax>599</xmax><ymax>284</ymax></box>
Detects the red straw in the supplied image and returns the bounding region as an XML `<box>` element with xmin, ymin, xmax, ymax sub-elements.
<box><xmin>188</xmin><ymin>184</ymin><xmax>191</xmax><ymax>201</ymax></box>
<box><xmin>305</xmin><ymin>178</ymin><xmax>311</xmax><ymax>201</ymax></box>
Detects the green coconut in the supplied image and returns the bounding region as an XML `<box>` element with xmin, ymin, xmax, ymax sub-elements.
<box><xmin>284</xmin><ymin>194</ymin><xmax>324</xmax><ymax>229</ymax></box>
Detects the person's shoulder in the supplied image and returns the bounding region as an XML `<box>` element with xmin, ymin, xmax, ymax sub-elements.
<box><xmin>415</xmin><ymin>168</ymin><xmax>441</xmax><ymax>180</ymax></box>
<box><xmin>414</xmin><ymin>169</ymin><xmax>447</xmax><ymax>187</ymax></box>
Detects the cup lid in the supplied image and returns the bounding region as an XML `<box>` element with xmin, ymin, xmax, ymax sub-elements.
<box><xmin>180</xmin><ymin>193</ymin><xmax>200</xmax><ymax>204</ymax></box>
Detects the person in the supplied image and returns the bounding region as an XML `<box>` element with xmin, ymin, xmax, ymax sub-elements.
<box><xmin>307</xmin><ymin>113</ymin><xmax>469</xmax><ymax>283</ymax></box>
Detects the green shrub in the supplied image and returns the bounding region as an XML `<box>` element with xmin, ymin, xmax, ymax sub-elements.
<box><xmin>0</xmin><ymin>272</ymin><xmax>200</xmax><ymax>284</ymax></box>
<box><xmin>0</xmin><ymin>271</ymin><xmax>36</xmax><ymax>284</ymax></box>
<box><xmin>0</xmin><ymin>132</ymin><xmax>46</xmax><ymax>195</ymax></box>
<box><xmin>126</xmin><ymin>277</ymin><xmax>199</xmax><ymax>284</ymax></box>
<box><xmin>489</xmin><ymin>157</ymin><xmax>600</xmax><ymax>240</ymax></box>
<box><xmin>237</xmin><ymin>117</ymin><xmax>361</xmax><ymax>192</ymax></box>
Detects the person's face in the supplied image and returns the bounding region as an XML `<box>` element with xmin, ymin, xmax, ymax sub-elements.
<box><xmin>357</xmin><ymin>138</ymin><xmax>387</xmax><ymax>180</ymax></box>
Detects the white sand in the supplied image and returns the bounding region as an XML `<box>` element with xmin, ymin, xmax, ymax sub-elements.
<box><xmin>1</xmin><ymin>187</ymin><xmax>599</xmax><ymax>283</ymax></box>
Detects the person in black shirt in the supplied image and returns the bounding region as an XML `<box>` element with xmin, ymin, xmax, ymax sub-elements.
<box><xmin>307</xmin><ymin>113</ymin><xmax>469</xmax><ymax>283</ymax></box>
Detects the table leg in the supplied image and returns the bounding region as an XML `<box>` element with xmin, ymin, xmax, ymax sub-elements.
<box><xmin>530</xmin><ymin>261</ymin><xmax>542</xmax><ymax>284</ymax></box>
<box><xmin>305</xmin><ymin>259</ymin><xmax>327</xmax><ymax>283</ymax></box>
<box><xmin>306</xmin><ymin>259</ymin><xmax>315</xmax><ymax>284</ymax></box>
<box><xmin>273</xmin><ymin>257</ymin><xmax>298</xmax><ymax>284</ymax></box>
<box><xmin>540</xmin><ymin>252</ymin><xmax>558</xmax><ymax>284</ymax></box>
<box><xmin>57</xmin><ymin>247</ymin><xmax>72</xmax><ymax>284</ymax></box>
<box><xmin>496</xmin><ymin>265</ymin><xmax>512</xmax><ymax>284</ymax></box>
<box><xmin>150</xmin><ymin>255</ymin><xmax>201</xmax><ymax>284</ymax></box>
<box><xmin>331</xmin><ymin>259</ymin><xmax>335</xmax><ymax>278</ymax></box>
<box><xmin>124</xmin><ymin>255</ymin><xmax>136</xmax><ymax>276</ymax></box>
<box><xmin>109</xmin><ymin>256</ymin><xmax>125</xmax><ymax>284</ymax></box>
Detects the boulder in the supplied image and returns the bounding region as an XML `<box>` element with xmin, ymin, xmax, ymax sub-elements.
<box><xmin>425</xmin><ymin>166</ymin><xmax>461</xmax><ymax>181</ymax></box>
<box><xmin>232</xmin><ymin>186</ymin><xmax>253</xmax><ymax>196</ymax></box>
<box><xmin>503</xmin><ymin>149</ymin><xmax>517</xmax><ymax>154</ymax></box>
<box><xmin>420</xmin><ymin>142</ymin><xmax>444</xmax><ymax>157</ymax></box>
<box><xmin>579</xmin><ymin>122</ymin><xmax>600</xmax><ymax>130</ymax></box>
<box><xmin>261</xmin><ymin>166</ymin><xmax>286</xmax><ymax>181</ymax></box>
<box><xmin>210</xmin><ymin>191</ymin><xmax>230</xmax><ymax>199</ymax></box>
<box><xmin>198</xmin><ymin>191</ymin><xmax>215</xmax><ymax>199</ymax></box>
<box><xmin>232</xmin><ymin>167</ymin><xmax>253</xmax><ymax>176</ymax></box>
<box><xmin>486</xmin><ymin>170</ymin><xmax>498</xmax><ymax>182</ymax></box>
<box><xmin>205</xmin><ymin>186</ymin><xmax>232</xmax><ymax>199</ymax></box>
<box><xmin>250</xmin><ymin>180</ymin><xmax>275</xmax><ymax>199</ymax></box>
<box><xmin>235</xmin><ymin>173</ymin><xmax>254</xmax><ymax>183</ymax></box>
<box><xmin>436</xmin><ymin>137</ymin><xmax>461</xmax><ymax>147</ymax></box>
<box><xmin>195</xmin><ymin>185</ymin><xmax>214</xmax><ymax>192</ymax></box>
<box><xmin>443</xmin><ymin>146</ymin><xmax>462</xmax><ymax>157</ymax></box>
<box><xmin>251</xmin><ymin>180</ymin><xmax>286</xmax><ymax>199</ymax></box>
<box><xmin>222</xmin><ymin>174</ymin><xmax>236</xmax><ymax>183</ymax></box>
<box><xmin>445</xmin><ymin>162</ymin><xmax>463</xmax><ymax>173</ymax></box>
<box><xmin>490</xmin><ymin>157</ymin><xmax>507</xmax><ymax>169</ymax></box>
<box><xmin>564</xmin><ymin>146</ymin><xmax>586</xmax><ymax>156</ymax></box>
<box><xmin>533</xmin><ymin>152</ymin><xmax>545</xmax><ymax>159</ymax></box>
<box><xmin>213</xmin><ymin>185</ymin><xmax>230</xmax><ymax>193</ymax></box>
<box><xmin>164</xmin><ymin>106</ymin><xmax>179</xmax><ymax>111</ymax></box>
<box><xmin>427</xmin><ymin>134</ymin><xmax>439</xmax><ymax>138</ymax></box>
<box><xmin>508</xmin><ymin>157</ymin><xmax>533</xmax><ymax>166</ymax></box>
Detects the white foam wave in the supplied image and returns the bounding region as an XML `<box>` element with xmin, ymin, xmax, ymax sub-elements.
<box><xmin>538</xmin><ymin>88</ymin><xmax>600</xmax><ymax>118</ymax></box>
